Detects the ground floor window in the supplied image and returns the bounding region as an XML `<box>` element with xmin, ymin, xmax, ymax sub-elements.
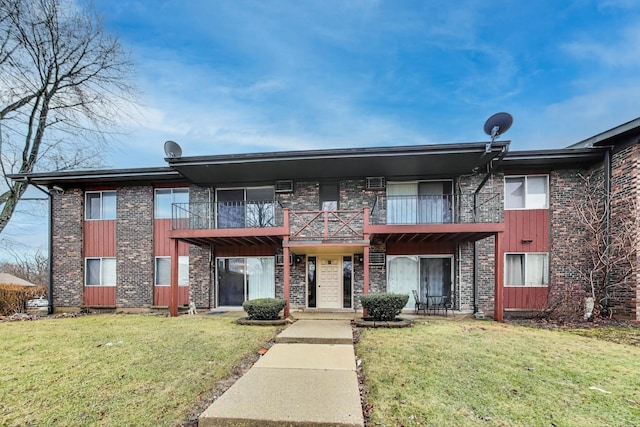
<box><xmin>85</xmin><ymin>257</ymin><xmax>116</xmax><ymax>286</ymax></box>
<box><xmin>387</xmin><ymin>255</ymin><xmax>452</xmax><ymax>309</ymax></box>
<box><xmin>155</xmin><ymin>256</ymin><xmax>189</xmax><ymax>286</ymax></box>
<box><xmin>505</xmin><ymin>253</ymin><xmax>549</xmax><ymax>286</ymax></box>
<box><xmin>217</xmin><ymin>257</ymin><xmax>275</xmax><ymax>306</ymax></box>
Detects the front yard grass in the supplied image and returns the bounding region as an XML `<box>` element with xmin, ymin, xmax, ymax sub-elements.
<box><xmin>0</xmin><ymin>314</ymin><xmax>276</xmax><ymax>426</ymax></box>
<box><xmin>358</xmin><ymin>319</ymin><xmax>640</xmax><ymax>427</ymax></box>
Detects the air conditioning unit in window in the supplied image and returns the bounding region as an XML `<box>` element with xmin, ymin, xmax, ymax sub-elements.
<box><xmin>366</xmin><ymin>177</ymin><xmax>386</xmax><ymax>190</ymax></box>
<box><xmin>275</xmin><ymin>254</ymin><xmax>294</xmax><ymax>265</ymax></box>
<box><xmin>369</xmin><ymin>253</ymin><xmax>386</xmax><ymax>265</ymax></box>
<box><xmin>275</xmin><ymin>180</ymin><xmax>294</xmax><ymax>193</ymax></box>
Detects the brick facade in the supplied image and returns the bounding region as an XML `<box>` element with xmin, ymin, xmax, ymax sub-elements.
<box><xmin>51</xmin><ymin>189</ymin><xmax>84</xmax><ymax>308</ymax></box>
<box><xmin>116</xmin><ymin>186</ymin><xmax>154</xmax><ymax>308</ymax></box>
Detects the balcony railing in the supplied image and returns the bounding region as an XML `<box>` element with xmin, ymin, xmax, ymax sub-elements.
<box><xmin>171</xmin><ymin>201</ymin><xmax>284</xmax><ymax>230</ymax></box>
<box><xmin>370</xmin><ymin>193</ymin><xmax>502</xmax><ymax>225</ymax></box>
<box><xmin>289</xmin><ymin>210</ymin><xmax>364</xmax><ymax>240</ymax></box>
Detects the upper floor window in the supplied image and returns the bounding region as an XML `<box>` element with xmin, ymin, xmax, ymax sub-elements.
<box><xmin>155</xmin><ymin>188</ymin><xmax>189</xmax><ymax>219</ymax></box>
<box><xmin>85</xmin><ymin>191</ymin><xmax>116</xmax><ymax>220</ymax></box>
<box><xmin>216</xmin><ymin>187</ymin><xmax>275</xmax><ymax>228</ymax></box>
<box><xmin>387</xmin><ymin>181</ymin><xmax>453</xmax><ymax>224</ymax></box>
<box><xmin>505</xmin><ymin>176</ymin><xmax>548</xmax><ymax>210</ymax></box>
<box><xmin>320</xmin><ymin>182</ymin><xmax>339</xmax><ymax>211</ymax></box>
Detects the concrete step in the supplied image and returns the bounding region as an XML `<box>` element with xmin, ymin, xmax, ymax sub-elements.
<box><xmin>276</xmin><ymin>319</ymin><xmax>354</xmax><ymax>345</ymax></box>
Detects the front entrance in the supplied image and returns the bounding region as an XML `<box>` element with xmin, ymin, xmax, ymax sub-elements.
<box><xmin>316</xmin><ymin>256</ymin><xmax>342</xmax><ymax>309</ymax></box>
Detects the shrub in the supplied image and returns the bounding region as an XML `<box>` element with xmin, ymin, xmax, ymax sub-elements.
<box><xmin>360</xmin><ymin>293</ymin><xmax>409</xmax><ymax>321</ymax></box>
<box><xmin>0</xmin><ymin>284</ymin><xmax>43</xmax><ymax>316</ymax></box>
<box><xmin>243</xmin><ymin>298</ymin><xmax>287</xmax><ymax>320</ymax></box>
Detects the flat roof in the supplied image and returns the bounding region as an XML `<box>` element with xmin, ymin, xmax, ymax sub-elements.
<box><xmin>164</xmin><ymin>141</ymin><xmax>510</xmax><ymax>185</ymax></box>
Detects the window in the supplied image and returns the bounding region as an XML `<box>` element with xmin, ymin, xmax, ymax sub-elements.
<box><xmin>387</xmin><ymin>255</ymin><xmax>453</xmax><ymax>309</ymax></box>
<box><xmin>85</xmin><ymin>191</ymin><xmax>116</xmax><ymax>220</ymax></box>
<box><xmin>387</xmin><ymin>181</ymin><xmax>453</xmax><ymax>224</ymax></box>
<box><xmin>216</xmin><ymin>187</ymin><xmax>276</xmax><ymax>228</ymax></box>
<box><xmin>319</xmin><ymin>182</ymin><xmax>339</xmax><ymax>211</ymax></box>
<box><xmin>505</xmin><ymin>176</ymin><xmax>548</xmax><ymax>209</ymax></box>
<box><xmin>505</xmin><ymin>253</ymin><xmax>549</xmax><ymax>286</ymax></box>
<box><xmin>155</xmin><ymin>188</ymin><xmax>189</xmax><ymax>219</ymax></box>
<box><xmin>155</xmin><ymin>256</ymin><xmax>189</xmax><ymax>286</ymax></box>
<box><xmin>85</xmin><ymin>258</ymin><xmax>116</xmax><ymax>286</ymax></box>
<box><xmin>217</xmin><ymin>257</ymin><xmax>275</xmax><ymax>306</ymax></box>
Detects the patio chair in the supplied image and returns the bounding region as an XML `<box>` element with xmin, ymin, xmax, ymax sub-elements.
<box><xmin>412</xmin><ymin>289</ymin><xmax>427</xmax><ymax>315</ymax></box>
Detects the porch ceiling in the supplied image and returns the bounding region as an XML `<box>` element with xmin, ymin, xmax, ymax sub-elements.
<box><xmin>169</xmin><ymin>234</ymin><xmax>284</xmax><ymax>247</ymax></box>
<box><xmin>165</xmin><ymin>142</ymin><xmax>509</xmax><ymax>185</ymax></box>
<box><xmin>370</xmin><ymin>231</ymin><xmax>498</xmax><ymax>244</ymax></box>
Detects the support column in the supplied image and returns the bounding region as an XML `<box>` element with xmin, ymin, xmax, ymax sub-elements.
<box><xmin>283</xmin><ymin>243</ymin><xmax>290</xmax><ymax>318</ymax></box>
<box><xmin>494</xmin><ymin>232</ymin><xmax>504</xmax><ymax>322</ymax></box>
<box><xmin>170</xmin><ymin>239</ymin><xmax>179</xmax><ymax>317</ymax></box>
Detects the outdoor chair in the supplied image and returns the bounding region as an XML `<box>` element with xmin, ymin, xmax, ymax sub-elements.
<box><xmin>412</xmin><ymin>289</ymin><xmax>427</xmax><ymax>315</ymax></box>
<box><xmin>426</xmin><ymin>292</ymin><xmax>451</xmax><ymax>317</ymax></box>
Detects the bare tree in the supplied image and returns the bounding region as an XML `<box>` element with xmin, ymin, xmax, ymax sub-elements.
<box><xmin>0</xmin><ymin>0</ymin><xmax>135</xmax><ymax>234</ymax></box>
<box><xmin>0</xmin><ymin>246</ymin><xmax>48</xmax><ymax>288</ymax></box>
<box><xmin>574</xmin><ymin>173</ymin><xmax>637</xmax><ymax>318</ymax></box>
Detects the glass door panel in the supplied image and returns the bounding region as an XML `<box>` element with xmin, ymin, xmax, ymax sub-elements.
<box><xmin>217</xmin><ymin>189</ymin><xmax>245</xmax><ymax>228</ymax></box>
<box><xmin>420</xmin><ymin>258</ymin><xmax>452</xmax><ymax>298</ymax></box>
<box><xmin>387</xmin><ymin>183</ymin><xmax>418</xmax><ymax>224</ymax></box>
<box><xmin>217</xmin><ymin>258</ymin><xmax>245</xmax><ymax>306</ymax></box>
<box><xmin>246</xmin><ymin>187</ymin><xmax>275</xmax><ymax>228</ymax></box>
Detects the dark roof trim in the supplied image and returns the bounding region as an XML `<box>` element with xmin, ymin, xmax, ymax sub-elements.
<box><xmin>165</xmin><ymin>141</ymin><xmax>510</xmax><ymax>166</ymax></box>
<box><xmin>502</xmin><ymin>147</ymin><xmax>605</xmax><ymax>169</ymax></box>
<box><xmin>567</xmin><ymin>117</ymin><xmax>640</xmax><ymax>148</ymax></box>
<box><xmin>8</xmin><ymin>167</ymin><xmax>182</xmax><ymax>186</ymax></box>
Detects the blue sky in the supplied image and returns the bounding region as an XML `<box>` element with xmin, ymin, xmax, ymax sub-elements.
<box><xmin>97</xmin><ymin>0</ymin><xmax>640</xmax><ymax>166</ymax></box>
<box><xmin>3</xmin><ymin>0</ymin><xmax>640</xmax><ymax>258</ymax></box>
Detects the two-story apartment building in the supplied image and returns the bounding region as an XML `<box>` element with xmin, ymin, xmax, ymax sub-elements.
<box><xmin>10</xmin><ymin>118</ymin><xmax>640</xmax><ymax>320</ymax></box>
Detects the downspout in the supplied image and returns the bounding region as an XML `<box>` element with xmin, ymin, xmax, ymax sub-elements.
<box><xmin>603</xmin><ymin>147</ymin><xmax>612</xmax><ymax>310</ymax></box>
<box><xmin>23</xmin><ymin>179</ymin><xmax>55</xmax><ymax>314</ymax></box>
<box><xmin>472</xmin><ymin>145</ymin><xmax>508</xmax><ymax>315</ymax></box>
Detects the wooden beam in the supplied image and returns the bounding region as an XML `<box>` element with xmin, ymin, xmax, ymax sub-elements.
<box><xmin>494</xmin><ymin>232</ymin><xmax>504</xmax><ymax>322</ymax></box>
<box><xmin>169</xmin><ymin>239</ymin><xmax>179</xmax><ymax>317</ymax></box>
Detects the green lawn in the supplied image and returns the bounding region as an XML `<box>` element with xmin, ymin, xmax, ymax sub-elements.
<box><xmin>357</xmin><ymin>319</ymin><xmax>640</xmax><ymax>427</ymax></box>
<box><xmin>0</xmin><ymin>314</ymin><xmax>276</xmax><ymax>427</ymax></box>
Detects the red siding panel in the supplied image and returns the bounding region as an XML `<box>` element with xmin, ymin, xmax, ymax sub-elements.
<box><xmin>386</xmin><ymin>241</ymin><xmax>455</xmax><ymax>255</ymax></box>
<box><xmin>154</xmin><ymin>286</ymin><xmax>190</xmax><ymax>306</ymax></box>
<box><xmin>154</xmin><ymin>219</ymin><xmax>188</xmax><ymax>256</ymax></box>
<box><xmin>84</xmin><ymin>220</ymin><xmax>116</xmax><ymax>257</ymax></box>
<box><xmin>504</xmin><ymin>210</ymin><xmax>549</xmax><ymax>252</ymax></box>
<box><xmin>84</xmin><ymin>286</ymin><xmax>116</xmax><ymax>306</ymax></box>
<box><xmin>504</xmin><ymin>287</ymin><xmax>549</xmax><ymax>309</ymax></box>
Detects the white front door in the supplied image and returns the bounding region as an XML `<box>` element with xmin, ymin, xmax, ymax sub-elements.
<box><xmin>316</xmin><ymin>256</ymin><xmax>342</xmax><ymax>309</ymax></box>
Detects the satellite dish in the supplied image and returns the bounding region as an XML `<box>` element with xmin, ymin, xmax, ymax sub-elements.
<box><xmin>483</xmin><ymin>112</ymin><xmax>513</xmax><ymax>140</ymax></box>
<box><xmin>164</xmin><ymin>140</ymin><xmax>182</xmax><ymax>158</ymax></box>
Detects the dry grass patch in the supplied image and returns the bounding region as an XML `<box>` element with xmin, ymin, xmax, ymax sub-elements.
<box><xmin>0</xmin><ymin>314</ymin><xmax>276</xmax><ymax>426</ymax></box>
<box><xmin>357</xmin><ymin>318</ymin><xmax>640</xmax><ymax>427</ymax></box>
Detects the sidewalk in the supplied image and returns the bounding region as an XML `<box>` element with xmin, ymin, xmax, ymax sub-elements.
<box><xmin>199</xmin><ymin>319</ymin><xmax>364</xmax><ymax>427</ymax></box>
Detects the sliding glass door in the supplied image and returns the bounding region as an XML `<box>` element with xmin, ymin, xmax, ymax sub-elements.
<box><xmin>387</xmin><ymin>255</ymin><xmax>453</xmax><ymax>309</ymax></box>
<box><xmin>387</xmin><ymin>181</ymin><xmax>453</xmax><ymax>224</ymax></box>
<box><xmin>217</xmin><ymin>257</ymin><xmax>275</xmax><ymax>306</ymax></box>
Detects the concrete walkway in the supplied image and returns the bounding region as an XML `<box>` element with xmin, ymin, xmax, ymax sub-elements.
<box><xmin>199</xmin><ymin>319</ymin><xmax>364</xmax><ymax>427</ymax></box>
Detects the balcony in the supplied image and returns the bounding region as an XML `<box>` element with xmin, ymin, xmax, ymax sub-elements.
<box><xmin>171</xmin><ymin>201</ymin><xmax>284</xmax><ymax>230</ymax></box>
<box><xmin>370</xmin><ymin>193</ymin><xmax>502</xmax><ymax>225</ymax></box>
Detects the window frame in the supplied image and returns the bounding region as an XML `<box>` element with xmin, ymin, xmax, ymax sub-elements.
<box><xmin>154</xmin><ymin>256</ymin><xmax>189</xmax><ymax>286</ymax></box>
<box><xmin>504</xmin><ymin>175</ymin><xmax>549</xmax><ymax>210</ymax></box>
<box><xmin>85</xmin><ymin>190</ymin><xmax>117</xmax><ymax>220</ymax></box>
<box><xmin>84</xmin><ymin>257</ymin><xmax>116</xmax><ymax>287</ymax></box>
<box><xmin>154</xmin><ymin>187</ymin><xmax>189</xmax><ymax>219</ymax></box>
<box><xmin>504</xmin><ymin>252</ymin><xmax>549</xmax><ymax>287</ymax></box>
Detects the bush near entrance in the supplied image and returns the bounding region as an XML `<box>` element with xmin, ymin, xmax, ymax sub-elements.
<box><xmin>243</xmin><ymin>298</ymin><xmax>287</xmax><ymax>320</ymax></box>
<box><xmin>361</xmin><ymin>293</ymin><xmax>409</xmax><ymax>321</ymax></box>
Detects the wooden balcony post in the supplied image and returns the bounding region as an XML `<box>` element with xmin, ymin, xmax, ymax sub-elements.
<box><xmin>494</xmin><ymin>232</ymin><xmax>504</xmax><ymax>322</ymax></box>
<box><xmin>169</xmin><ymin>238</ymin><xmax>179</xmax><ymax>317</ymax></box>
<box><xmin>283</xmin><ymin>243</ymin><xmax>290</xmax><ymax>318</ymax></box>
